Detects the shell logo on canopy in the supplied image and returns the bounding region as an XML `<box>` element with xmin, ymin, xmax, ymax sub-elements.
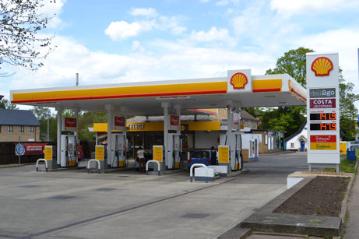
<box><xmin>230</xmin><ymin>72</ymin><xmax>248</xmax><ymax>89</ymax></box>
<box><xmin>311</xmin><ymin>57</ymin><xmax>333</xmax><ymax>77</ymax></box>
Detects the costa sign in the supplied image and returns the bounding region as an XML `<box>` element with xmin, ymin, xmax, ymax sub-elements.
<box><xmin>310</xmin><ymin>98</ymin><xmax>336</xmax><ymax>108</ymax></box>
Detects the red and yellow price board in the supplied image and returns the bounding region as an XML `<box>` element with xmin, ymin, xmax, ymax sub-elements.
<box><xmin>310</xmin><ymin>135</ymin><xmax>336</xmax><ymax>150</ymax></box>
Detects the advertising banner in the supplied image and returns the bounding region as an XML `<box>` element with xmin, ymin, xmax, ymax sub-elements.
<box><xmin>24</xmin><ymin>143</ymin><xmax>47</xmax><ymax>155</ymax></box>
<box><xmin>169</xmin><ymin>115</ymin><xmax>180</xmax><ymax>131</ymax></box>
<box><xmin>309</xmin><ymin>98</ymin><xmax>336</xmax><ymax>108</ymax></box>
<box><xmin>114</xmin><ymin>116</ymin><xmax>126</xmax><ymax>131</ymax></box>
<box><xmin>64</xmin><ymin>117</ymin><xmax>77</xmax><ymax>131</ymax></box>
<box><xmin>152</xmin><ymin>145</ymin><xmax>163</xmax><ymax>162</ymax></box>
<box><xmin>43</xmin><ymin>145</ymin><xmax>53</xmax><ymax>161</ymax></box>
<box><xmin>95</xmin><ymin>145</ymin><xmax>105</xmax><ymax>161</ymax></box>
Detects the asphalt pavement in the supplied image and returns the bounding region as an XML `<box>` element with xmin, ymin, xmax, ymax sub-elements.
<box><xmin>0</xmin><ymin>152</ymin><xmax>307</xmax><ymax>239</ymax></box>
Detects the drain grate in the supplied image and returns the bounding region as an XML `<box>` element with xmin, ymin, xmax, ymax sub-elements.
<box><xmin>95</xmin><ymin>188</ymin><xmax>116</xmax><ymax>192</ymax></box>
<box><xmin>181</xmin><ymin>213</ymin><xmax>210</xmax><ymax>219</ymax></box>
<box><xmin>48</xmin><ymin>195</ymin><xmax>76</xmax><ymax>200</ymax></box>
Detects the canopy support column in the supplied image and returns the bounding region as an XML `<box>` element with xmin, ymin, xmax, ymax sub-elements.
<box><xmin>162</xmin><ymin>102</ymin><xmax>169</xmax><ymax>169</ymax></box>
<box><xmin>105</xmin><ymin>105</ymin><xmax>113</xmax><ymax>173</ymax></box>
<box><xmin>175</xmin><ymin>104</ymin><xmax>182</xmax><ymax>169</ymax></box>
<box><xmin>56</xmin><ymin>107</ymin><xmax>63</xmax><ymax>168</ymax></box>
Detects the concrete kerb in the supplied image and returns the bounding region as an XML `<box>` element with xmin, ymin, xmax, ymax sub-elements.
<box><xmin>340</xmin><ymin>159</ymin><xmax>359</xmax><ymax>236</ymax></box>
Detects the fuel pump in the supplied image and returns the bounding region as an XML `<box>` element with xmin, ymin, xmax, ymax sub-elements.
<box><xmin>108</xmin><ymin>133</ymin><xmax>127</xmax><ymax>168</ymax></box>
<box><xmin>220</xmin><ymin>133</ymin><xmax>242</xmax><ymax>171</ymax></box>
<box><xmin>60</xmin><ymin>134</ymin><xmax>77</xmax><ymax>167</ymax></box>
<box><xmin>167</xmin><ymin>133</ymin><xmax>181</xmax><ymax>169</ymax></box>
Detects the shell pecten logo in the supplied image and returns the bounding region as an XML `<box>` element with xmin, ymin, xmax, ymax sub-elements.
<box><xmin>311</xmin><ymin>57</ymin><xmax>333</xmax><ymax>77</ymax></box>
<box><xmin>230</xmin><ymin>72</ymin><xmax>248</xmax><ymax>89</ymax></box>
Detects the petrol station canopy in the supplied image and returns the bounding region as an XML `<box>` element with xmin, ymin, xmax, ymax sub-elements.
<box><xmin>10</xmin><ymin>71</ymin><xmax>306</xmax><ymax>113</ymax></box>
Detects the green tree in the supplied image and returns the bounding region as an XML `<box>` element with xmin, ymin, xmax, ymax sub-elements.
<box><xmin>266</xmin><ymin>47</ymin><xmax>313</xmax><ymax>86</ymax></box>
<box><xmin>32</xmin><ymin>106</ymin><xmax>52</xmax><ymax>141</ymax></box>
<box><xmin>339</xmin><ymin>74</ymin><xmax>359</xmax><ymax>141</ymax></box>
<box><xmin>0</xmin><ymin>0</ymin><xmax>52</xmax><ymax>70</ymax></box>
<box><xmin>0</xmin><ymin>97</ymin><xmax>17</xmax><ymax>109</ymax></box>
<box><xmin>251</xmin><ymin>47</ymin><xmax>313</xmax><ymax>137</ymax></box>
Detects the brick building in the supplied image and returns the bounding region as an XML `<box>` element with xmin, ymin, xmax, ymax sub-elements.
<box><xmin>0</xmin><ymin>109</ymin><xmax>40</xmax><ymax>142</ymax></box>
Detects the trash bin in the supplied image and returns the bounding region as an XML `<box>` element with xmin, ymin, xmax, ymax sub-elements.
<box><xmin>347</xmin><ymin>150</ymin><xmax>356</xmax><ymax>161</ymax></box>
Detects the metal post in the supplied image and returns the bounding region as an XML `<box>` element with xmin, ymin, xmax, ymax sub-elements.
<box><xmin>46</xmin><ymin>117</ymin><xmax>50</xmax><ymax>142</ymax></box>
<box><xmin>162</xmin><ymin>102</ymin><xmax>169</xmax><ymax>169</ymax></box>
<box><xmin>56</xmin><ymin>108</ymin><xmax>63</xmax><ymax>167</ymax></box>
<box><xmin>105</xmin><ymin>105</ymin><xmax>113</xmax><ymax>173</ymax></box>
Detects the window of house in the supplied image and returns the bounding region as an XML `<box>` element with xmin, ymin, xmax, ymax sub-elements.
<box><xmin>291</xmin><ymin>143</ymin><xmax>294</xmax><ymax>148</ymax></box>
<box><xmin>0</xmin><ymin>126</ymin><xmax>1</xmax><ymax>133</ymax></box>
<box><xmin>20</xmin><ymin>126</ymin><xmax>25</xmax><ymax>133</ymax></box>
<box><xmin>8</xmin><ymin>126</ymin><xmax>13</xmax><ymax>133</ymax></box>
<box><xmin>29</xmin><ymin>127</ymin><xmax>34</xmax><ymax>133</ymax></box>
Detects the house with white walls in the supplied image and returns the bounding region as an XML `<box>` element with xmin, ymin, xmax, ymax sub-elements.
<box><xmin>285</xmin><ymin>123</ymin><xmax>307</xmax><ymax>151</ymax></box>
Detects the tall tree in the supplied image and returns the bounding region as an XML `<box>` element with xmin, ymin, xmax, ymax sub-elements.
<box><xmin>339</xmin><ymin>73</ymin><xmax>359</xmax><ymax>141</ymax></box>
<box><xmin>0</xmin><ymin>0</ymin><xmax>52</xmax><ymax>70</ymax></box>
<box><xmin>0</xmin><ymin>97</ymin><xmax>17</xmax><ymax>109</ymax></box>
<box><xmin>32</xmin><ymin>106</ymin><xmax>52</xmax><ymax>141</ymax></box>
<box><xmin>266</xmin><ymin>47</ymin><xmax>313</xmax><ymax>86</ymax></box>
<box><xmin>253</xmin><ymin>47</ymin><xmax>313</xmax><ymax>137</ymax></box>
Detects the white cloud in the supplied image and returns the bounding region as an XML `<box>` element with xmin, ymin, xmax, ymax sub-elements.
<box><xmin>39</xmin><ymin>0</ymin><xmax>66</xmax><ymax>28</ymax></box>
<box><xmin>296</xmin><ymin>28</ymin><xmax>359</xmax><ymax>86</ymax></box>
<box><xmin>105</xmin><ymin>12</ymin><xmax>186</xmax><ymax>41</ymax></box>
<box><xmin>130</xmin><ymin>8</ymin><xmax>158</xmax><ymax>17</ymax></box>
<box><xmin>5</xmin><ymin>35</ymin><xmax>274</xmax><ymax>100</ymax></box>
<box><xmin>190</xmin><ymin>27</ymin><xmax>229</xmax><ymax>42</ymax></box>
<box><xmin>271</xmin><ymin>0</ymin><xmax>359</xmax><ymax>15</ymax></box>
<box><xmin>104</xmin><ymin>20</ymin><xmax>154</xmax><ymax>40</ymax></box>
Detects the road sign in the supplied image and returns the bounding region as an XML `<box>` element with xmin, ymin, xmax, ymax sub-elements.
<box><xmin>15</xmin><ymin>143</ymin><xmax>25</xmax><ymax>156</ymax></box>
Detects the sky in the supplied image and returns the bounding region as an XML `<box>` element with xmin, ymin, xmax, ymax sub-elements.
<box><xmin>1</xmin><ymin>0</ymin><xmax>359</xmax><ymax>103</ymax></box>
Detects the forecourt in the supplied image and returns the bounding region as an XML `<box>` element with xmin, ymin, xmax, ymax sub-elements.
<box><xmin>10</xmin><ymin>69</ymin><xmax>306</xmax><ymax>172</ymax></box>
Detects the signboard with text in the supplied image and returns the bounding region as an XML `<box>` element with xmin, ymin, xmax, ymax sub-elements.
<box><xmin>306</xmin><ymin>53</ymin><xmax>340</xmax><ymax>165</ymax></box>
<box><xmin>64</xmin><ymin>118</ymin><xmax>77</xmax><ymax>131</ymax></box>
<box><xmin>113</xmin><ymin>116</ymin><xmax>126</xmax><ymax>131</ymax></box>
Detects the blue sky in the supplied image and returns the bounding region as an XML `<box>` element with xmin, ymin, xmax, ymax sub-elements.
<box><xmin>2</xmin><ymin>0</ymin><xmax>359</xmax><ymax>99</ymax></box>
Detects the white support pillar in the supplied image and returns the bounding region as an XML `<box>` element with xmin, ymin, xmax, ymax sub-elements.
<box><xmin>74</xmin><ymin>108</ymin><xmax>80</xmax><ymax>166</ymax></box>
<box><xmin>227</xmin><ymin>104</ymin><xmax>235</xmax><ymax>171</ymax></box>
<box><xmin>105</xmin><ymin>105</ymin><xmax>113</xmax><ymax>172</ymax></box>
<box><xmin>175</xmin><ymin>104</ymin><xmax>181</xmax><ymax>169</ymax></box>
<box><xmin>56</xmin><ymin>108</ymin><xmax>63</xmax><ymax>166</ymax></box>
<box><xmin>227</xmin><ymin>104</ymin><xmax>233</xmax><ymax>141</ymax></box>
<box><xmin>162</xmin><ymin>102</ymin><xmax>169</xmax><ymax>169</ymax></box>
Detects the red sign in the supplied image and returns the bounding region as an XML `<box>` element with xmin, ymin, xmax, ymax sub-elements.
<box><xmin>310</xmin><ymin>98</ymin><xmax>336</xmax><ymax>108</ymax></box>
<box><xmin>23</xmin><ymin>143</ymin><xmax>47</xmax><ymax>155</ymax></box>
<box><xmin>310</xmin><ymin>135</ymin><xmax>336</xmax><ymax>143</ymax></box>
<box><xmin>170</xmin><ymin>115</ymin><xmax>179</xmax><ymax>126</ymax></box>
<box><xmin>114</xmin><ymin>116</ymin><xmax>125</xmax><ymax>127</ymax></box>
<box><xmin>64</xmin><ymin>118</ymin><xmax>77</xmax><ymax>128</ymax></box>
